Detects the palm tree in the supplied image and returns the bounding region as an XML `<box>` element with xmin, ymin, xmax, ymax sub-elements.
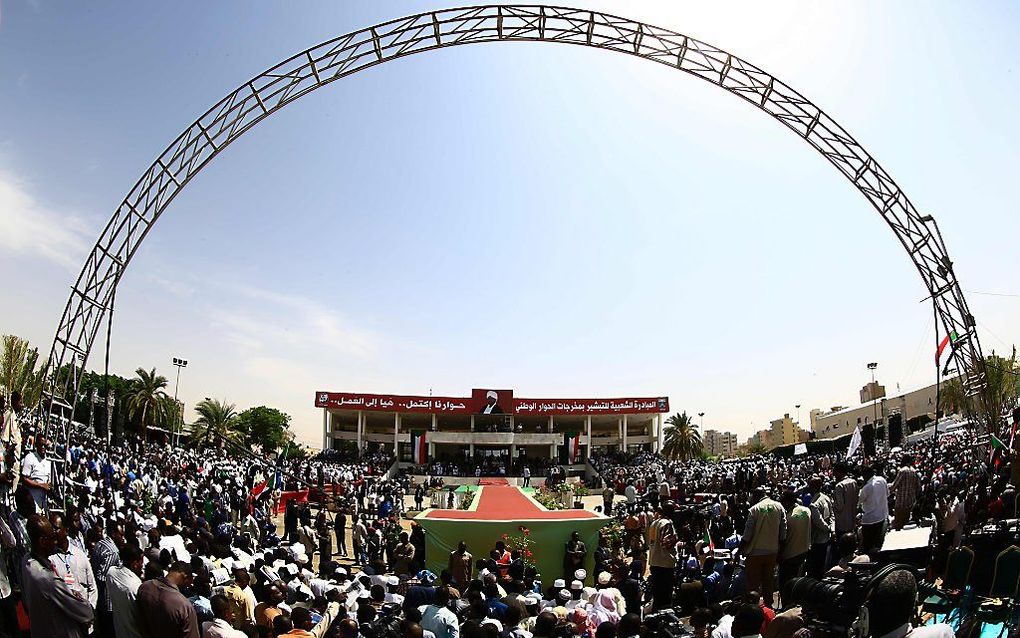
<box><xmin>124</xmin><ymin>367</ymin><xmax>170</xmax><ymax>443</ymax></box>
<box><xmin>0</xmin><ymin>334</ymin><xmax>48</xmax><ymax>409</ymax></box>
<box><xmin>190</xmin><ymin>398</ymin><xmax>239</xmax><ymax>448</ymax></box>
<box><xmin>941</xmin><ymin>349</ymin><xmax>1020</xmax><ymax>434</ymax></box>
<box><xmin>661</xmin><ymin>411</ymin><xmax>703</xmax><ymax>461</ymax></box>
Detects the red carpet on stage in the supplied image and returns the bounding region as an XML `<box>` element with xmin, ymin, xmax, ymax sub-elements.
<box><xmin>416</xmin><ymin>486</ymin><xmax>607</xmax><ymax>587</ymax></box>
<box><xmin>478</xmin><ymin>478</ymin><xmax>510</xmax><ymax>486</ymax></box>
<box><xmin>423</xmin><ymin>485</ymin><xmax>597</xmax><ymax>520</ymax></box>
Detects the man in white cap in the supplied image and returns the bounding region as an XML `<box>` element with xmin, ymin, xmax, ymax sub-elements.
<box><xmin>567</xmin><ymin>580</ymin><xmax>585</xmax><ymax>609</ymax></box>
<box><xmin>545</xmin><ymin>578</ymin><xmax>566</xmax><ymax>604</ymax></box>
<box><xmin>554</xmin><ymin>589</ymin><xmax>572</xmax><ymax>613</ymax></box>
<box><xmin>596</xmin><ymin>571</ymin><xmax>626</xmax><ymax>615</ymax></box>
<box><xmin>384</xmin><ymin>575</ymin><xmax>404</xmax><ymax>605</ymax></box>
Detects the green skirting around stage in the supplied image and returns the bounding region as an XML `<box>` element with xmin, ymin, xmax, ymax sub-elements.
<box><xmin>416</xmin><ymin>486</ymin><xmax>608</xmax><ymax>588</ymax></box>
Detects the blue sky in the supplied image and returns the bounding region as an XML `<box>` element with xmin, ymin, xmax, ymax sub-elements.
<box><xmin>2</xmin><ymin>1</ymin><xmax>1019</xmax><ymax>447</ymax></box>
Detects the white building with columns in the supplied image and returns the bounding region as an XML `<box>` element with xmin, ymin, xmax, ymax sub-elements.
<box><xmin>315</xmin><ymin>388</ymin><xmax>669</xmax><ymax>468</ymax></box>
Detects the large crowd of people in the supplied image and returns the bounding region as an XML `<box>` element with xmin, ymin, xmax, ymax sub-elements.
<box><xmin>586</xmin><ymin>430</ymin><xmax>998</xmax><ymax>637</ymax></box>
<box><xmin>0</xmin><ymin>387</ymin><xmax>1012</xmax><ymax>638</ymax></box>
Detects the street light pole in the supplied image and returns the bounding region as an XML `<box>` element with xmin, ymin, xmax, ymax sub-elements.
<box><xmin>867</xmin><ymin>362</ymin><xmax>879</xmax><ymax>448</ymax></box>
<box><xmin>172</xmin><ymin>357</ymin><xmax>188</xmax><ymax>447</ymax></box>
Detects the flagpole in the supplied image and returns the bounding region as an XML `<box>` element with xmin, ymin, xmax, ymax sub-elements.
<box><xmin>934</xmin><ymin>296</ymin><xmax>946</xmax><ymax>451</ymax></box>
<box><xmin>934</xmin><ymin>298</ymin><xmax>938</xmax><ymax>443</ymax></box>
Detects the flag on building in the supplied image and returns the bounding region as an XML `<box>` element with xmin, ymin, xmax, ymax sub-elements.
<box><xmin>847</xmin><ymin>425</ymin><xmax>863</xmax><ymax>459</ymax></box>
<box><xmin>412</xmin><ymin>430</ymin><xmax>428</xmax><ymax>464</ymax></box>
<box><xmin>565</xmin><ymin>432</ymin><xmax>581</xmax><ymax>463</ymax></box>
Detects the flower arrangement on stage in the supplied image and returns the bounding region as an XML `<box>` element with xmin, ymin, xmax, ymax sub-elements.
<box><xmin>533</xmin><ymin>485</ymin><xmax>567</xmax><ymax>510</ymax></box>
<box><xmin>503</xmin><ymin>525</ymin><xmax>537</xmax><ymax>569</ymax></box>
<box><xmin>600</xmin><ymin>518</ymin><xmax>625</xmax><ymax>546</ymax></box>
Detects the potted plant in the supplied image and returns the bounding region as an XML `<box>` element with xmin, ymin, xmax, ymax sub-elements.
<box><xmin>556</xmin><ymin>483</ymin><xmax>573</xmax><ymax>508</ymax></box>
<box><xmin>572</xmin><ymin>484</ymin><xmax>589</xmax><ymax>509</ymax></box>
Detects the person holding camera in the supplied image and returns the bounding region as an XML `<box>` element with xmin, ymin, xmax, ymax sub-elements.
<box><xmin>857</xmin><ymin>569</ymin><xmax>952</xmax><ymax>638</ymax></box>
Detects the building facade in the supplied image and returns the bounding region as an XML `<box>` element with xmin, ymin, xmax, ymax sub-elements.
<box><xmin>703</xmin><ymin>429</ymin><xmax>739</xmax><ymax>457</ymax></box>
<box><xmin>769</xmin><ymin>414</ymin><xmax>811</xmax><ymax>448</ymax></box>
<box><xmin>315</xmin><ymin>388</ymin><xmax>669</xmax><ymax>466</ymax></box>
<box><xmin>748</xmin><ymin>429</ymin><xmax>772</xmax><ymax>450</ymax></box>
<box><xmin>811</xmin><ymin>379</ymin><xmax>948</xmax><ymax>440</ymax></box>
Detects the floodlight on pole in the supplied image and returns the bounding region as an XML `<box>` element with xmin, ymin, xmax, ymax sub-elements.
<box><xmin>867</xmin><ymin>362</ymin><xmax>879</xmax><ymax>447</ymax></box>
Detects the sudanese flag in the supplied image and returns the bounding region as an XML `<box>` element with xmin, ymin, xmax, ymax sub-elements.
<box><xmin>936</xmin><ymin>331</ymin><xmax>958</xmax><ymax>368</ymax></box>
<box><xmin>411</xmin><ymin>430</ymin><xmax>428</xmax><ymax>464</ymax></box>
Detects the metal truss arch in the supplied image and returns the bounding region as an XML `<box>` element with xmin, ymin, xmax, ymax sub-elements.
<box><xmin>45</xmin><ymin>5</ymin><xmax>987</xmax><ymax>424</ymax></box>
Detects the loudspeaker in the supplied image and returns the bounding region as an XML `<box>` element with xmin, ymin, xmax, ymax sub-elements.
<box><xmin>888</xmin><ymin>414</ymin><xmax>903</xmax><ymax>448</ymax></box>
<box><xmin>862</xmin><ymin>423</ymin><xmax>876</xmax><ymax>456</ymax></box>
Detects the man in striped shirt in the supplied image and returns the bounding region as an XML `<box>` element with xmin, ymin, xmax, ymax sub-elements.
<box><xmin>890</xmin><ymin>455</ymin><xmax>920</xmax><ymax>530</ymax></box>
<box><xmin>92</xmin><ymin>521</ymin><xmax>123</xmax><ymax>638</ymax></box>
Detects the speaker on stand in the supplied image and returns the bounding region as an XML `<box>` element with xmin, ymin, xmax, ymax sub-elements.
<box><xmin>888</xmin><ymin>413</ymin><xmax>903</xmax><ymax>448</ymax></box>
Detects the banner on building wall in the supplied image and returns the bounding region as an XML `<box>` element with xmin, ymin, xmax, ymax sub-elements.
<box><xmin>316</xmin><ymin>390</ymin><xmax>669</xmax><ymax>416</ymax></box>
<box><xmin>514</xmin><ymin>396</ymin><xmax>668</xmax><ymax>415</ymax></box>
<box><xmin>316</xmin><ymin>392</ymin><xmax>473</xmax><ymax>413</ymax></box>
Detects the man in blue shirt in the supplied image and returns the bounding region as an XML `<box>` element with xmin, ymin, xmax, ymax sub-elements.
<box><xmin>419</xmin><ymin>586</ymin><xmax>459</xmax><ymax>638</ymax></box>
<box><xmin>483</xmin><ymin>579</ymin><xmax>507</xmax><ymax>620</ymax></box>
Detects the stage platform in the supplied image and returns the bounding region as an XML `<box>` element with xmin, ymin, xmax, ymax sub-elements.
<box><xmin>415</xmin><ymin>485</ymin><xmax>608</xmax><ymax>587</ymax></box>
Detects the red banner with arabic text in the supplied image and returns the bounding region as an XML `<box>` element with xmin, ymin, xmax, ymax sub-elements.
<box><xmin>315</xmin><ymin>390</ymin><xmax>668</xmax><ymax>416</ymax></box>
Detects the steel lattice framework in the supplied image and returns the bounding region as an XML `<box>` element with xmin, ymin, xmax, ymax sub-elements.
<box><xmin>44</xmin><ymin>5</ymin><xmax>987</xmax><ymax>427</ymax></box>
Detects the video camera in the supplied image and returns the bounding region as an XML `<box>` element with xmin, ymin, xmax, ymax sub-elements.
<box><xmin>359</xmin><ymin>602</ymin><xmax>404</xmax><ymax>638</ymax></box>
<box><xmin>644</xmin><ymin>608</ymin><xmax>692</xmax><ymax>638</ymax></box>
<box><xmin>786</xmin><ymin>563</ymin><xmax>924</xmax><ymax>638</ymax></box>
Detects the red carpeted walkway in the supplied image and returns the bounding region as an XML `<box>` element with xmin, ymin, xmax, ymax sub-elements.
<box><xmin>424</xmin><ymin>485</ymin><xmax>598</xmax><ymax>520</ymax></box>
